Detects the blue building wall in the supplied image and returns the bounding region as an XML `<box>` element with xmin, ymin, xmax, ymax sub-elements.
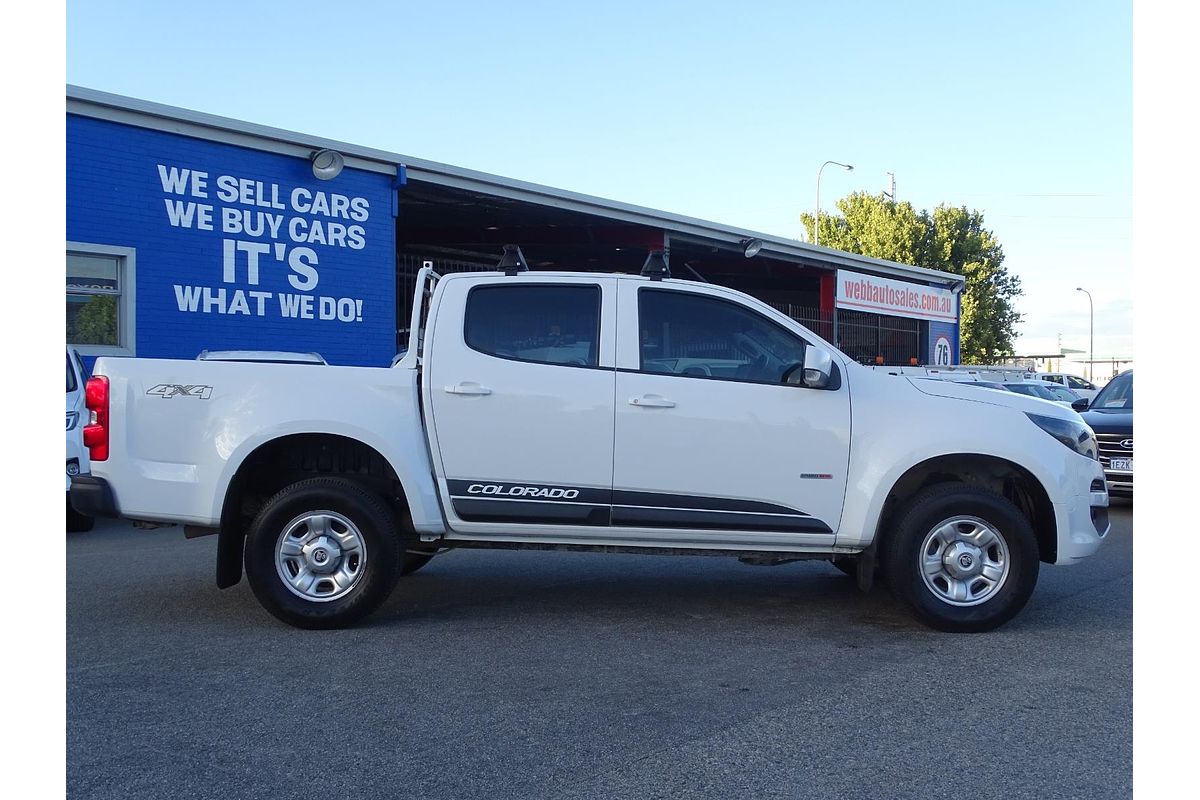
<box><xmin>928</xmin><ymin>319</ymin><xmax>959</xmax><ymax>365</ymax></box>
<box><xmin>67</xmin><ymin>115</ymin><xmax>397</xmax><ymax>366</ymax></box>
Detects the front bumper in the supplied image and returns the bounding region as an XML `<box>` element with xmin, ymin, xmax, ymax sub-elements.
<box><xmin>70</xmin><ymin>475</ymin><xmax>119</xmax><ymax>518</ymax></box>
<box><xmin>1053</xmin><ymin>479</ymin><xmax>1111</xmax><ymax>564</ymax></box>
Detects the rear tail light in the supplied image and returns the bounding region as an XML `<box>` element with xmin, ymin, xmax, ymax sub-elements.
<box><xmin>83</xmin><ymin>376</ymin><xmax>110</xmax><ymax>461</ymax></box>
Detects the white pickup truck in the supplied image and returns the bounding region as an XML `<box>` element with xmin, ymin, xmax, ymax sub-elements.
<box><xmin>71</xmin><ymin>262</ymin><xmax>1110</xmax><ymax>632</ymax></box>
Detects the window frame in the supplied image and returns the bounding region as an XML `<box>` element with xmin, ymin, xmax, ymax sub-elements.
<box><xmin>634</xmin><ymin>286</ymin><xmax>811</xmax><ymax>388</ymax></box>
<box><xmin>462</xmin><ymin>282</ymin><xmax>605</xmax><ymax>370</ymax></box>
<box><xmin>67</xmin><ymin>241</ymin><xmax>136</xmax><ymax>358</ymax></box>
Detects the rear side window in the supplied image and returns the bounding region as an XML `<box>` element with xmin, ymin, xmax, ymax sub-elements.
<box><xmin>1042</xmin><ymin>375</ymin><xmax>1063</xmax><ymax>385</ymax></box>
<box><xmin>66</xmin><ymin>354</ymin><xmax>77</xmax><ymax>393</ymax></box>
<box><xmin>465</xmin><ymin>284</ymin><xmax>601</xmax><ymax>368</ymax></box>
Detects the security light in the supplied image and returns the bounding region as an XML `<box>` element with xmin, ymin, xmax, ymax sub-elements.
<box><xmin>741</xmin><ymin>238</ymin><xmax>764</xmax><ymax>258</ymax></box>
<box><xmin>310</xmin><ymin>149</ymin><xmax>345</xmax><ymax>180</ymax></box>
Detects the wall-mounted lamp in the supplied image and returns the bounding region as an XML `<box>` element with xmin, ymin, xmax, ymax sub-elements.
<box><xmin>310</xmin><ymin>149</ymin><xmax>345</xmax><ymax>180</ymax></box>
<box><xmin>740</xmin><ymin>238</ymin><xmax>764</xmax><ymax>258</ymax></box>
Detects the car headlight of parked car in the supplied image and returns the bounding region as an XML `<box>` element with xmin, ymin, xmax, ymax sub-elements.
<box><xmin>1026</xmin><ymin>413</ymin><xmax>1097</xmax><ymax>459</ymax></box>
<box><xmin>66</xmin><ymin>411</ymin><xmax>79</xmax><ymax>431</ymax></box>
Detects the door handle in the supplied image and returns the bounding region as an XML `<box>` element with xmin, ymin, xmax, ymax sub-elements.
<box><xmin>445</xmin><ymin>382</ymin><xmax>492</xmax><ymax>396</ymax></box>
<box><xmin>629</xmin><ymin>394</ymin><xmax>675</xmax><ymax>408</ymax></box>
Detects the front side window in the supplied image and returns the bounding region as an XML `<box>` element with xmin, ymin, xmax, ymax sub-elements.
<box><xmin>1066</xmin><ymin>375</ymin><xmax>1095</xmax><ymax>390</ymax></box>
<box><xmin>68</xmin><ymin>252</ymin><xmax>123</xmax><ymax>347</ymax></box>
<box><xmin>638</xmin><ymin>289</ymin><xmax>808</xmax><ymax>384</ymax></box>
<box><xmin>465</xmin><ymin>284</ymin><xmax>601</xmax><ymax>367</ymax></box>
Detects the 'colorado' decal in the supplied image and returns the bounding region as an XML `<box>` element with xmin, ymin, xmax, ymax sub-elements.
<box><xmin>466</xmin><ymin>484</ymin><xmax>581</xmax><ymax>500</ymax></box>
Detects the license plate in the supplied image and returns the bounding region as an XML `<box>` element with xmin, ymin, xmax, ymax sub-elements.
<box><xmin>1109</xmin><ymin>457</ymin><xmax>1132</xmax><ymax>472</ymax></box>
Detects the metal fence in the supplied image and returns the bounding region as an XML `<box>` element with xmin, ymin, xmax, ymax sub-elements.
<box><xmin>397</xmin><ymin>252</ymin><xmax>495</xmax><ymax>350</ymax></box>
<box><xmin>764</xmin><ymin>302</ymin><xmax>834</xmax><ymax>343</ymax></box>
<box><xmin>837</xmin><ymin>309</ymin><xmax>921</xmax><ymax>365</ymax></box>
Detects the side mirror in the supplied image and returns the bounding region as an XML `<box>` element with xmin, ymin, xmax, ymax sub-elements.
<box><xmin>796</xmin><ymin>344</ymin><xmax>834</xmax><ymax>389</ymax></box>
<box><xmin>1071</xmin><ymin>397</ymin><xmax>1090</xmax><ymax>411</ymax></box>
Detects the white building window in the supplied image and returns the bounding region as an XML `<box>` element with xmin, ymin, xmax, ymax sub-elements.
<box><xmin>67</xmin><ymin>243</ymin><xmax>136</xmax><ymax>357</ymax></box>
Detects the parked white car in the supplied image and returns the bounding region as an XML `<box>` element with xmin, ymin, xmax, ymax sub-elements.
<box><xmin>1035</xmin><ymin>373</ymin><xmax>1099</xmax><ymax>403</ymax></box>
<box><xmin>71</xmin><ymin>265</ymin><xmax>1109</xmax><ymax>632</ymax></box>
<box><xmin>66</xmin><ymin>348</ymin><xmax>93</xmax><ymax>532</ymax></box>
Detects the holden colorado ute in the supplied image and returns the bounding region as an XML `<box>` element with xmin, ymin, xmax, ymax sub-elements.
<box><xmin>70</xmin><ymin>257</ymin><xmax>1110</xmax><ymax>632</ymax></box>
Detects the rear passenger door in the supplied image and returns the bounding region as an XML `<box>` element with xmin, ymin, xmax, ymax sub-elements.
<box><xmin>426</xmin><ymin>275</ymin><xmax>618</xmax><ymax>533</ymax></box>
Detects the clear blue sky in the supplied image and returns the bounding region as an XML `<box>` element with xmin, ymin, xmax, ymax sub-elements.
<box><xmin>66</xmin><ymin>0</ymin><xmax>1132</xmax><ymax>359</ymax></box>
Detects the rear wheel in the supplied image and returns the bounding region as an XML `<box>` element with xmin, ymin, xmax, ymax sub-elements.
<box><xmin>244</xmin><ymin>477</ymin><xmax>402</xmax><ymax>629</ymax></box>
<box><xmin>883</xmin><ymin>484</ymin><xmax>1039</xmax><ymax>632</ymax></box>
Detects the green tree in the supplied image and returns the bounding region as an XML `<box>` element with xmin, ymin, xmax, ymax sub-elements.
<box><xmin>72</xmin><ymin>295</ymin><xmax>119</xmax><ymax>346</ymax></box>
<box><xmin>801</xmin><ymin>192</ymin><xmax>1023</xmax><ymax>362</ymax></box>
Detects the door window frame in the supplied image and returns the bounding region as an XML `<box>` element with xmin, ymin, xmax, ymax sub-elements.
<box><xmin>632</xmin><ymin>285</ymin><xmax>811</xmax><ymax>388</ymax></box>
<box><xmin>462</xmin><ymin>282</ymin><xmax>606</xmax><ymax>371</ymax></box>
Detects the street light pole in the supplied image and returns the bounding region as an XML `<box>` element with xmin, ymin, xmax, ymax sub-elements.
<box><xmin>1076</xmin><ymin>287</ymin><xmax>1093</xmax><ymax>382</ymax></box>
<box><xmin>815</xmin><ymin>160</ymin><xmax>854</xmax><ymax>248</ymax></box>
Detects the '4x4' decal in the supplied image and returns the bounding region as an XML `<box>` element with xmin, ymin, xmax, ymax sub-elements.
<box><xmin>146</xmin><ymin>384</ymin><xmax>213</xmax><ymax>399</ymax></box>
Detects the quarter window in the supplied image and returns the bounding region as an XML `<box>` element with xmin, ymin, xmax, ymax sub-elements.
<box><xmin>638</xmin><ymin>289</ymin><xmax>808</xmax><ymax>384</ymax></box>
<box><xmin>465</xmin><ymin>284</ymin><xmax>601</xmax><ymax>367</ymax></box>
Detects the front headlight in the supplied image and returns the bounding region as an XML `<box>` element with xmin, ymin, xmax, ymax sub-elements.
<box><xmin>66</xmin><ymin>411</ymin><xmax>79</xmax><ymax>431</ymax></box>
<box><xmin>1026</xmin><ymin>413</ymin><xmax>1098</xmax><ymax>459</ymax></box>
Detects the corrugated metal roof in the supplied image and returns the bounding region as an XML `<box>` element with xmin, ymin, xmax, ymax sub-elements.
<box><xmin>66</xmin><ymin>84</ymin><xmax>963</xmax><ymax>288</ymax></box>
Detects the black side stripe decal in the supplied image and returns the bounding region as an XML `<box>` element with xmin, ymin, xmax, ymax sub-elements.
<box><xmin>446</xmin><ymin>479</ymin><xmax>831</xmax><ymax>533</ymax></box>
<box><xmin>611</xmin><ymin>490</ymin><xmax>808</xmax><ymax>516</ymax></box>
<box><xmin>610</xmin><ymin>506</ymin><xmax>831</xmax><ymax>533</ymax></box>
<box><xmin>453</xmin><ymin>498</ymin><xmax>609</xmax><ymax>526</ymax></box>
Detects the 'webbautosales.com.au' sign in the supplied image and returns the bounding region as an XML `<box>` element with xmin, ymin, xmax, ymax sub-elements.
<box><xmin>835</xmin><ymin>269</ymin><xmax>957</xmax><ymax>322</ymax></box>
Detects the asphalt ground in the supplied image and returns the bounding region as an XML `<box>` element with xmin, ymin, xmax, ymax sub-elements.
<box><xmin>67</xmin><ymin>502</ymin><xmax>1132</xmax><ymax>799</ymax></box>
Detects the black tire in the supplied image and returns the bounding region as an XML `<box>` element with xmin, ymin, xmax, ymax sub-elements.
<box><xmin>67</xmin><ymin>498</ymin><xmax>94</xmax><ymax>532</ymax></box>
<box><xmin>882</xmin><ymin>483</ymin><xmax>1040</xmax><ymax>633</ymax></box>
<box><xmin>400</xmin><ymin>551</ymin><xmax>436</xmax><ymax>576</ymax></box>
<box><xmin>244</xmin><ymin>477</ymin><xmax>402</xmax><ymax>629</ymax></box>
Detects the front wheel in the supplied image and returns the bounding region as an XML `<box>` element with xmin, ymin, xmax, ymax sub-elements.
<box><xmin>244</xmin><ymin>477</ymin><xmax>402</xmax><ymax>629</ymax></box>
<box><xmin>883</xmin><ymin>484</ymin><xmax>1040</xmax><ymax>633</ymax></box>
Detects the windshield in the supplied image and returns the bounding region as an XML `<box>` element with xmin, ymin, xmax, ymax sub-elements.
<box><xmin>1041</xmin><ymin>385</ymin><xmax>1077</xmax><ymax>402</ymax></box>
<box><xmin>1091</xmin><ymin>372</ymin><xmax>1133</xmax><ymax>410</ymax></box>
<box><xmin>1005</xmin><ymin>383</ymin><xmax>1057</xmax><ymax>400</ymax></box>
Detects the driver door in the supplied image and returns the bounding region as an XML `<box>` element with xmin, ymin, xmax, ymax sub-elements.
<box><xmin>611</xmin><ymin>282</ymin><xmax>851</xmax><ymax>544</ymax></box>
